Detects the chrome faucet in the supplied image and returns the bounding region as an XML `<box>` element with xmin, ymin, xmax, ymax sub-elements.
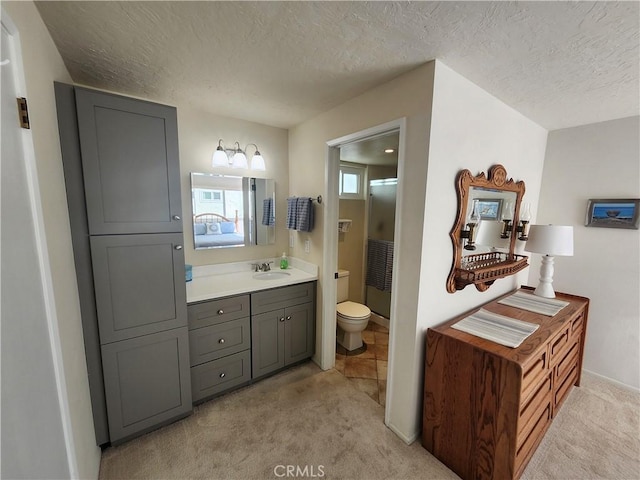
<box><xmin>251</xmin><ymin>261</ymin><xmax>273</xmax><ymax>272</ymax></box>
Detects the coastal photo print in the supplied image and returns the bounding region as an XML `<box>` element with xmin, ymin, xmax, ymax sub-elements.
<box><xmin>586</xmin><ymin>199</ymin><xmax>640</xmax><ymax>229</ymax></box>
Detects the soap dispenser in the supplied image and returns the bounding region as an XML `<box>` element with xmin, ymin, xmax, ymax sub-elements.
<box><xmin>280</xmin><ymin>252</ymin><xmax>288</xmax><ymax>270</ymax></box>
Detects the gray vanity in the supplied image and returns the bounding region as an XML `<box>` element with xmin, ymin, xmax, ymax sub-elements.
<box><xmin>55</xmin><ymin>83</ymin><xmax>316</xmax><ymax>447</ymax></box>
<box><xmin>187</xmin><ymin>280</ymin><xmax>316</xmax><ymax>403</ymax></box>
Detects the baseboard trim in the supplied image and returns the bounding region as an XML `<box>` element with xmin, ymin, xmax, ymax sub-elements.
<box><xmin>583</xmin><ymin>368</ymin><xmax>640</xmax><ymax>393</ymax></box>
<box><xmin>385</xmin><ymin>420</ymin><xmax>419</xmax><ymax>445</ymax></box>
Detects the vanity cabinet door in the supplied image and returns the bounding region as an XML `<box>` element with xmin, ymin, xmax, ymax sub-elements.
<box><xmin>284</xmin><ymin>303</ymin><xmax>315</xmax><ymax>365</ymax></box>
<box><xmin>251</xmin><ymin>310</ymin><xmax>285</xmax><ymax>379</ymax></box>
<box><xmin>101</xmin><ymin>327</ymin><xmax>191</xmax><ymax>444</ymax></box>
<box><xmin>75</xmin><ymin>87</ymin><xmax>182</xmax><ymax>235</ymax></box>
<box><xmin>91</xmin><ymin>233</ymin><xmax>187</xmax><ymax>344</ymax></box>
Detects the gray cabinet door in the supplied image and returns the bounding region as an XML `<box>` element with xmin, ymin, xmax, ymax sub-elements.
<box><xmin>75</xmin><ymin>87</ymin><xmax>182</xmax><ymax>235</ymax></box>
<box><xmin>101</xmin><ymin>327</ymin><xmax>191</xmax><ymax>444</ymax></box>
<box><xmin>251</xmin><ymin>310</ymin><xmax>285</xmax><ymax>379</ymax></box>
<box><xmin>285</xmin><ymin>303</ymin><xmax>315</xmax><ymax>365</ymax></box>
<box><xmin>91</xmin><ymin>233</ymin><xmax>187</xmax><ymax>344</ymax></box>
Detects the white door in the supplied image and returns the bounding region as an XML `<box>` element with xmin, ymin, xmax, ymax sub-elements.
<box><xmin>0</xmin><ymin>19</ymin><xmax>72</xmax><ymax>479</ymax></box>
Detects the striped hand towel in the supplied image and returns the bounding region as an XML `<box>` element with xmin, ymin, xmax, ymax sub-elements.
<box><xmin>286</xmin><ymin>197</ymin><xmax>298</xmax><ymax>230</ymax></box>
<box><xmin>295</xmin><ymin>197</ymin><xmax>314</xmax><ymax>232</ymax></box>
<box><xmin>262</xmin><ymin>198</ymin><xmax>275</xmax><ymax>226</ymax></box>
<box><xmin>366</xmin><ymin>239</ymin><xmax>394</xmax><ymax>292</ymax></box>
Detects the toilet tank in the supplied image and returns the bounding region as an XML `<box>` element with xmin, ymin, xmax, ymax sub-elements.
<box><xmin>337</xmin><ymin>269</ymin><xmax>350</xmax><ymax>303</ymax></box>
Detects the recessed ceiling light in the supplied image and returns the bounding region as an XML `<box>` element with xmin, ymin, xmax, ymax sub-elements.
<box><xmin>384</xmin><ymin>148</ymin><xmax>394</xmax><ymax>153</ymax></box>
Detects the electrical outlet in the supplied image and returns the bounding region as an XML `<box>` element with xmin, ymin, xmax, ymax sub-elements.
<box><xmin>304</xmin><ymin>239</ymin><xmax>310</xmax><ymax>253</ymax></box>
<box><xmin>289</xmin><ymin>232</ymin><xmax>294</xmax><ymax>248</ymax></box>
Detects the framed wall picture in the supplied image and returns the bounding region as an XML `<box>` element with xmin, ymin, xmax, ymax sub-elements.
<box><xmin>476</xmin><ymin>199</ymin><xmax>503</xmax><ymax>220</ymax></box>
<box><xmin>586</xmin><ymin>199</ymin><xmax>640</xmax><ymax>229</ymax></box>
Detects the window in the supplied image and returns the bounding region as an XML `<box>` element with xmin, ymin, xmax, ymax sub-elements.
<box><xmin>339</xmin><ymin>164</ymin><xmax>365</xmax><ymax>199</ymax></box>
<box><xmin>200</xmin><ymin>190</ymin><xmax>222</xmax><ymax>202</ymax></box>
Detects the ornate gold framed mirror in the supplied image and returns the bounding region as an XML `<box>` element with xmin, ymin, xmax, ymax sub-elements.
<box><xmin>446</xmin><ymin>164</ymin><xmax>529</xmax><ymax>293</ymax></box>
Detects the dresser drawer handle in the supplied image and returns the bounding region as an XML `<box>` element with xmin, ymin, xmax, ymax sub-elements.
<box><xmin>217</xmin><ymin>309</ymin><xmax>224</xmax><ymax>315</ymax></box>
<box><xmin>219</xmin><ymin>372</ymin><xmax>226</xmax><ymax>378</ymax></box>
<box><xmin>218</xmin><ymin>338</ymin><xmax>225</xmax><ymax>344</ymax></box>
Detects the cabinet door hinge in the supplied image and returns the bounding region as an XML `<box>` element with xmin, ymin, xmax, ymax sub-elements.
<box><xmin>16</xmin><ymin>97</ymin><xmax>30</xmax><ymax>129</ymax></box>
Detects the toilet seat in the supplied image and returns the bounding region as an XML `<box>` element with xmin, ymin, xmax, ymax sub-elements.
<box><xmin>337</xmin><ymin>301</ymin><xmax>371</xmax><ymax>320</ymax></box>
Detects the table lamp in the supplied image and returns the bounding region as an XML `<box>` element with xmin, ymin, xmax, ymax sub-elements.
<box><xmin>525</xmin><ymin>225</ymin><xmax>574</xmax><ymax>298</ymax></box>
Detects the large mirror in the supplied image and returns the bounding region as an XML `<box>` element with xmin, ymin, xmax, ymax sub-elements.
<box><xmin>446</xmin><ymin>164</ymin><xmax>528</xmax><ymax>293</ymax></box>
<box><xmin>190</xmin><ymin>173</ymin><xmax>275</xmax><ymax>249</ymax></box>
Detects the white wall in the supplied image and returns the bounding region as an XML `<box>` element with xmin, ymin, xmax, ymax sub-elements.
<box><xmin>410</xmin><ymin>61</ymin><xmax>548</xmax><ymax>439</ymax></box>
<box><xmin>178</xmin><ymin>106</ymin><xmax>289</xmax><ymax>266</ymax></box>
<box><xmin>531</xmin><ymin>116</ymin><xmax>640</xmax><ymax>389</ymax></box>
<box><xmin>2</xmin><ymin>2</ymin><xmax>101</xmax><ymax>478</ymax></box>
<box><xmin>289</xmin><ymin>59</ymin><xmax>549</xmax><ymax>442</ymax></box>
<box><xmin>289</xmin><ymin>62</ymin><xmax>436</xmax><ymax>442</ymax></box>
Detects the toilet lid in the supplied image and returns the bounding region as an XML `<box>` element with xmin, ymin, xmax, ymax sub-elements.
<box><xmin>337</xmin><ymin>301</ymin><xmax>371</xmax><ymax>319</ymax></box>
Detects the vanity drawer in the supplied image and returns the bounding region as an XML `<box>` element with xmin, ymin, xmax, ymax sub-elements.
<box><xmin>188</xmin><ymin>295</ymin><xmax>250</xmax><ymax>330</ymax></box>
<box><xmin>251</xmin><ymin>282</ymin><xmax>315</xmax><ymax>315</ymax></box>
<box><xmin>191</xmin><ymin>350</ymin><xmax>251</xmax><ymax>402</ymax></box>
<box><xmin>189</xmin><ymin>317</ymin><xmax>250</xmax><ymax>366</ymax></box>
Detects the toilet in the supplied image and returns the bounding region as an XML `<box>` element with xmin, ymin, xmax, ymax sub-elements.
<box><xmin>336</xmin><ymin>269</ymin><xmax>371</xmax><ymax>351</ymax></box>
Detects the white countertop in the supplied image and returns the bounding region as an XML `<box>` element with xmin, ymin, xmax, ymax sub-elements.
<box><xmin>186</xmin><ymin>256</ymin><xmax>318</xmax><ymax>303</ymax></box>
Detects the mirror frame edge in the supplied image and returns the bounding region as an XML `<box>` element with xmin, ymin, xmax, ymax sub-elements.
<box><xmin>446</xmin><ymin>164</ymin><xmax>527</xmax><ymax>293</ymax></box>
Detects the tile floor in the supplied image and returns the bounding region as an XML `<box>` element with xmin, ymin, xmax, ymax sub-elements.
<box><xmin>334</xmin><ymin>322</ymin><xmax>389</xmax><ymax>406</ymax></box>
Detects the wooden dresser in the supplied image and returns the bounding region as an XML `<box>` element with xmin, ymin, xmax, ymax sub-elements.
<box><xmin>422</xmin><ymin>287</ymin><xmax>589</xmax><ymax>480</ymax></box>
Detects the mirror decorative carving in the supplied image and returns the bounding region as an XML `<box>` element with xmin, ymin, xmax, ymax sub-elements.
<box><xmin>447</xmin><ymin>164</ymin><xmax>528</xmax><ymax>293</ymax></box>
<box><xmin>190</xmin><ymin>173</ymin><xmax>275</xmax><ymax>250</ymax></box>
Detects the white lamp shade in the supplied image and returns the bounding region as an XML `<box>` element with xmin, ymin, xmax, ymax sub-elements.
<box><xmin>232</xmin><ymin>151</ymin><xmax>248</xmax><ymax>169</ymax></box>
<box><xmin>212</xmin><ymin>148</ymin><xmax>229</xmax><ymax>167</ymax></box>
<box><xmin>525</xmin><ymin>225</ymin><xmax>574</xmax><ymax>256</ymax></box>
<box><xmin>251</xmin><ymin>153</ymin><xmax>266</xmax><ymax>171</ymax></box>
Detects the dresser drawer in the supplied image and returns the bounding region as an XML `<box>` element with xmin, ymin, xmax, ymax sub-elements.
<box><xmin>188</xmin><ymin>295</ymin><xmax>250</xmax><ymax>330</ymax></box>
<box><xmin>554</xmin><ymin>337</ymin><xmax>580</xmax><ymax>383</ymax></box>
<box><xmin>189</xmin><ymin>317</ymin><xmax>250</xmax><ymax>366</ymax></box>
<box><xmin>191</xmin><ymin>350</ymin><xmax>251</xmax><ymax>402</ymax></box>
<box><xmin>549</xmin><ymin>326</ymin><xmax>571</xmax><ymax>367</ymax></box>
<box><xmin>515</xmin><ymin>402</ymin><xmax>552</xmax><ymax>473</ymax></box>
<box><xmin>554</xmin><ymin>360</ymin><xmax>579</xmax><ymax>412</ymax></box>
<box><xmin>570</xmin><ymin>313</ymin><xmax>585</xmax><ymax>338</ymax></box>
<box><xmin>518</xmin><ymin>373</ymin><xmax>552</xmax><ymax>437</ymax></box>
<box><xmin>521</xmin><ymin>349</ymin><xmax>548</xmax><ymax>404</ymax></box>
<box><xmin>251</xmin><ymin>282</ymin><xmax>314</xmax><ymax>315</ymax></box>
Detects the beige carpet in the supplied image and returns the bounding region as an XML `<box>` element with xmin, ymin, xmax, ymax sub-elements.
<box><xmin>99</xmin><ymin>363</ymin><xmax>639</xmax><ymax>480</ymax></box>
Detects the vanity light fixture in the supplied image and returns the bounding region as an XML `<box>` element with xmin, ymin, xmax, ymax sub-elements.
<box><xmin>525</xmin><ymin>225</ymin><xmax>574</xmax><ymax>298</ymax></box>
<box><xmin>212</xmin><ymin>139</ymin><xmax>266</xmax><ymax>171</ymax></box>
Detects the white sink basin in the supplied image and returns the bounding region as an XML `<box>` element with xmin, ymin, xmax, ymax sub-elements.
<box><xmin>253</xmin><ymin>271</ymin><xmax>291</xmax><ymax>280</ymax></box>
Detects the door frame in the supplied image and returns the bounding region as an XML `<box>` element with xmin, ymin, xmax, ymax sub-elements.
<box><xmin>1</xmin><ymin>9</ymin><xmax>79</xmax><ymax>477</ymax></box>
<box><xmin>321</xmin><ymin>118</ymin><xmax>407</xmax><ymax>422</ymax></box>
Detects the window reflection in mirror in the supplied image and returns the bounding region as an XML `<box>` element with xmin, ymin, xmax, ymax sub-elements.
<box><xmin>190</xmin><ymin>173</ymin><xmax>276</xmax><ymax>250</ymax></box>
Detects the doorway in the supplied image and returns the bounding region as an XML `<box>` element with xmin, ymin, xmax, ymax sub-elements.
<box><xmin>321</xmin><ymin>119</ymin><xmax>406</xmax><ymax>422</ymax></box>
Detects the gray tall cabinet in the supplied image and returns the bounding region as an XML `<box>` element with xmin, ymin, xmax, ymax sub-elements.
<box><xmin>55</xmin><ymin>84</ymin><xmax>191</xmax><ymax>445</ymax></box>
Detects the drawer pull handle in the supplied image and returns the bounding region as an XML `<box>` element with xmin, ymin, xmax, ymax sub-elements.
<box><xmin>279</xmin><ymin>317</ymin><xmax>285</xmax><ymax>322</ymax></box>
<box><xmin>219</xmin><ymin>373</ymin><xmax>226</xmax><ymax>378</ymax></box>
<box><xmin>286</xmin><ymin>316</ymin><xmax>292</xmax><ymax>321</ymax></box>
<box><xmin>174</xmin><ymin>245</ymin><xmax>183</xmax><ymax>250</ymax></box>
<box><xmin>172</xmin><ymin>215</ymin><xmax>181</xmax><ymax>221</ymax></box>
<box><xmin>219</xmin><ymin>338</ymin><xmax>225</xmax><ymax>344</ymax></box>
<box><xmin>217</xmin><ymin>309</ymin><xmax>224</xmax><ymax>315</ymax></box>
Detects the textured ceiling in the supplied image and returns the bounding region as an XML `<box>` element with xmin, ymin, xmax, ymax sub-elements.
<box><xmin>35</xmin><ymin>1</ymin><xmax>639</xmax><ymax>130</ymax></box>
